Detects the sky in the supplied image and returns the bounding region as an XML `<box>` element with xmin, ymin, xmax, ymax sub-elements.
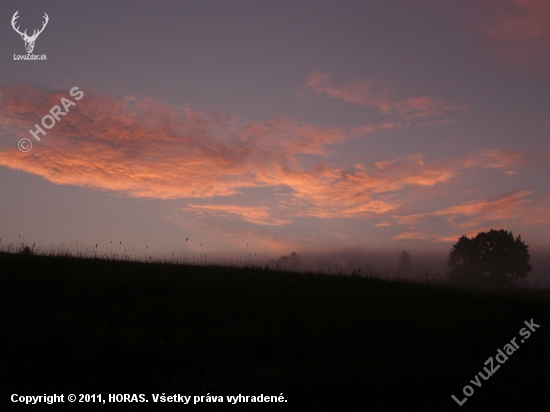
<box><xmin>1</xmin><ymin>1</ymin><xmax>549</xmax><ymax>282</ymax></box>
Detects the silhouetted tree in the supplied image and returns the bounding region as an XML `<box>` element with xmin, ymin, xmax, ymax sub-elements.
<box><xmin>398</xmin><ymin>251</ymin><xmax>412</xmax><ymax>274</ymax></box>
<box><xmin>447</xmin><ymin>229</ymin><xmax>531</xmax><ymax>287</ymax></box>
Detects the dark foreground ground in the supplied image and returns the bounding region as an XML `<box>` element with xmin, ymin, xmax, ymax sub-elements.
<box><xmin>1</xmin><ymin>251</ymin><xmax>549</xmax><ymax>411</ymax></box>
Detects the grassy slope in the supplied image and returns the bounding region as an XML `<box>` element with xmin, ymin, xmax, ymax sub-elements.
<box><xmin>1</xmin><ymin>251</ymin><xmax>549</xmax><ymax>411</ymax></box>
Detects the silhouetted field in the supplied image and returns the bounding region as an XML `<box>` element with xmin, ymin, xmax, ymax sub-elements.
<box><xmin>1</xmin><ymin>250</ymin><xmax>549</xmax><ymax>411</ymax></box>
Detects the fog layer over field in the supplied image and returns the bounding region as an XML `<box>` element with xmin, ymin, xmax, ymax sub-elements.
<box><xmin>201</xmin><ymin>246</ymin><xmax>550</xmax><ymax>289</ymax></box>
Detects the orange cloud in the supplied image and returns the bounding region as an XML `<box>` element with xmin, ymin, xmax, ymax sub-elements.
<box><xmin>391</xmin><ymin>190</ymin><xmax>550</xmax><ymax>243</ymax></box>
<box><xmin>302</xmin><ymin>72</ymin><xmax>393</xmax><ymax>112</ymax></box>
<box><xmin>432</xmin><ymin>191</ymin><xmax>532</xmax><ymax>229</ymax></box>
<box><xmin>461</xmin><ymin>148</ymin><xmax>536</xmax><ymax>170</ymax></box>
<box><xmin>434</xmin><ymin>190</ymin><xmax>531</xmax><ymax>216</ymax></box>
<box><xmin>0</xmin><ymin>84</ymin><xmax>351</xmax><ymax>200</ymax></box>
<box><xmin>522</xmin><ymin>196</ymin><xmax>550</xmax><ymax>225</ymax></box>
<box><xmin>392</xmin><ymin>230</ymin><xmax>459</xmax><ymax>243</ymax></box>
<box><xmin>186</xmin><ymin>204</ymin><xmax>290</xmax><ymax>226</ymax></box>
<box><xmin>301</xmin><ymin>72</ymin><xmax>468</xmax><ymax>119</ymax></box>
<box><xmin>0</xmin><ymin>84</ymin><xmax>538</xmax><ymax>228</ymax></box>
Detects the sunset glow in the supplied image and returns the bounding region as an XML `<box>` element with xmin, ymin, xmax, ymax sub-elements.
<box><xmin>1</xmin><ymin>1</ymin><xmax>549</xmax><ymax>283</ymax></box>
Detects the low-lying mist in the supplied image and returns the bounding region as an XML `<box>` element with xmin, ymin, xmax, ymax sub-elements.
<box><xmin>2</xmin><ymin>239</ymin><xmax>549</xmax><ymax>289</ymax></box>
<box><xmin>272</xmin><ymin>247</ymin><xmax>550</xmax><ymax>289</ymax></box>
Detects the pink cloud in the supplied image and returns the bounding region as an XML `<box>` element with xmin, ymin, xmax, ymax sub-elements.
<box><xmin>459</xmin><ymin>149</ymin><xmax>537</xmax><ymax>175</ymax></box>
<box><xmin>301</xmin><ymin>72</ymin><xmax>468</xmax><ymax>119</ymax></box>
<box><xmin>0</xmin><ymin>85</ymin><xmax>539</xmax><ymax>228</ymax></box>
<box><xmin>186</xmin><ymin>204</ymin><xmax>290</xmax><ymax>226</ymax></box>
<box><xmin>390</xmin><ymin>190</ymin><xmax>550</xmax><ymax>243</ymax></box>
<box><xmin>301</xmin><ymin>72</ymin><xmax>393</xmax><ymax>112</ymax></box>
<box><xmin>392</xmin><ymin>231</ymin><xmax>459</xmax><ymax>243</ymax></box>
<box><xmin>522</xmin><ymin>196</ymin><xmax>550</xmax><ymax>225</ymax></box>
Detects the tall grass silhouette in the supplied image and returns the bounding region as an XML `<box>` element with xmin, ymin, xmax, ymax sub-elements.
<box><xmin>1</xmin><ymin>241</ymin><xmax>549</xmax><ymax>410</ymax></box>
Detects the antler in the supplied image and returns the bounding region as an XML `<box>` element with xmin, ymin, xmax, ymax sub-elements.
<box><xmin>11</xmin><ymin>10</ymin><xmax>28</xmax><ymax>38</ymax></box>
<box><xmin>11</xmin><ymin>11</ymin><xmax>49</xmax><ymax>40</ymax></box>
<box><xmin>28</xmin><ymin>13</ymin><xmax>49</xmax><ymax>40</ymax></box>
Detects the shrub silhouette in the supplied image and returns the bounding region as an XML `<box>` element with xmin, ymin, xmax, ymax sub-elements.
<box><xmin>447</xmin><ymin>229</ymin><xmax>531</xmax><ymax>287</ymax></box>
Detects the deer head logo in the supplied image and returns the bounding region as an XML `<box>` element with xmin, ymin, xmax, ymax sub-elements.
<box><xmin>11</xmin><ymin>10</ymin><xmax>49</xmax><ymax>54</ymax></box>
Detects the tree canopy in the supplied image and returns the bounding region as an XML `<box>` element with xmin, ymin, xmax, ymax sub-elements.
<box><xmin>447</xmin><ymin>229</ymin><xmax>531</xmax><ymax>286</ymax></box>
